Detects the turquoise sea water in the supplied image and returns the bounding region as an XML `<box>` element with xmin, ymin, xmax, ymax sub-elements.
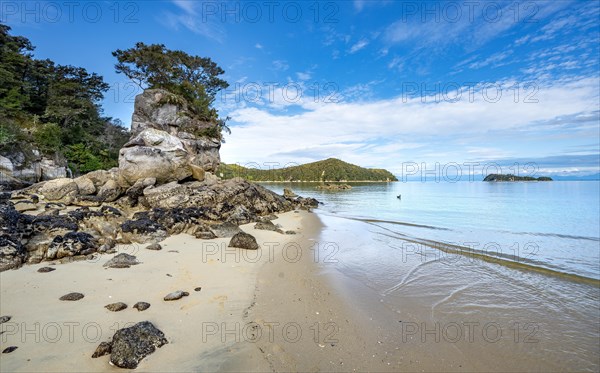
<box><xmin>263</xmin><ymin>181</ymin><xmax>600</xmax><ymax>280</ymax></box>
<box><xmin>261</xmin><ymin>180</ymin><xmax>600</xmax><ymax>370</ymax></box>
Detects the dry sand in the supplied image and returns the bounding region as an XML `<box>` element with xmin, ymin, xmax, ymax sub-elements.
<box><xmin>0</xmin><ymin>211</ymin><xmax>313</xmax><ymax>372</ymax></box>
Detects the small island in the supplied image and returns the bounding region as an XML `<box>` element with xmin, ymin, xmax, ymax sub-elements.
<box><xmin>483</xmin><ymin>174</ymin><xmax>553</xmax><ymax>182</ymax></box>
<box><xmin>217</xmin><ymin>158</ymin><xmax>398</xmax><ymax>182</ymax></box>
<box><xmin>316</xmin><ymin>183</ymin><xmax>352</xmax><ymax>190</ymax></box>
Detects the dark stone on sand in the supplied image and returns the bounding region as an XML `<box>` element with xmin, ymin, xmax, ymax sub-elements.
<box><xmin>228</xmin><ymin>232</ymin><xmax>259</xmax><ymax>250</ymax></box>
<box><xmin>146</xmin><ymin>243</ymin><xmax>162</xmax><ymax>251</ymax></box>
<box><xmin>91</xmin><ymin>341</ymin><xmax>112</xmax><ymax>358</ymax></box>
<box><xmin>285</xmin><ymin>230</ymin><xmax>297</xmax><ymax>235</ymax></box>
<box><xmin>163</xmin><ymin>290</ymin><xmax>189</xmax><ymax>301</ymax></box>
<box><xmin>37</xmin><ymin>266</ymin><xmax>56</xmax><ymax>273</ymax></box>
<box><xmin>194</xmin><ymin>287</ymin><xmax>202</xmax><ymax>292</ymax></box>
<box><xmin>2</xmin><ymin>346</ymin><xmax>17</xmax><ymax>353</ymax></box>
<box><xmin>254</xmin><ymin>220</ymin><xmax>282</xmax><ymax>233</ymax></box>
<box><xmin>109</xmin><ymin>321</ymin><xmax>168</xmax><ymax>369</ymax></box>
<box><xmin>133</xmin><ymin>302</ymin><xmax>151</xmax><ymax>311</ymax></box>
<box><xmin>59</xmin><ymin>292</ymin><xmax>84</xmax><ymax>301</ymax></box>
<box><xmin>105</xmin><ymin>302</ymin><xmax>128</xmax><ymax>312</ymax></box>
<box><xmin>0</xmin><ymin>316</ymin><xmax>11</xmax><ymax>324</ymax></box>
<box><xmin>103</xmin><ymin>253</ymin><xmax>139</xmax><ymax>268</ymax></box>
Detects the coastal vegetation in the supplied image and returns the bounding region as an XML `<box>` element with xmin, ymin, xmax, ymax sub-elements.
<box><xmin>483</xmin><ymin>174</ymin><xmax>553</xmax><ymax>181</ymax></box>
<box><xmin>217</xmin><ymin>158</ymin><xmax>398</xmax><ymax>182</ymax></box>
<box><xmin>0</xmin><ymin>24</ymin><xmax>128</xmax><ymax>174</ymax></box>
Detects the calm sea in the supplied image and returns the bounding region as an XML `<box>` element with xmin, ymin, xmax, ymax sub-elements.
<box><xmin>261</xmin><ymin>180</ymin><xmax>600</xmax><ymax>370</ymax></box>
<box><xmin>263</xmin><ymin>181</ymin><xmax>600</xmax><ymax>280</ymax></box>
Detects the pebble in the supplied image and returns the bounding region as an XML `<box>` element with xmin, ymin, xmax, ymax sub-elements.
<box><xmin>37</xmin><ymin>267</ymin><xmax>56</xmax><ymax>273</ymax></box>
<box><xmin>2</xmin><ymin>346</ymin><xmax>17</xmax><ymax>354</ymax></box>
<box><xmin>105</xmin><ymin>302</ymin><xmax>128</xmax><ymax>312</ymax></box>
<box><xmin>163</xmin><ymin>291</ymin><xmax>189</xmax><ymax>301</ymax></box>
<box><xmin>59</xmin><ymin>292</ymin><xmax>84</xmax><ymax>301</ymax></box>
<box><xmin>146</xmin><ymin>243</ymin><xmax>162</xmax><ymax>251</ymax></box>
<box><xmin>133</xmin><ymin>302</ymin><xmax>151</xmax><ymax>311</ymax></box>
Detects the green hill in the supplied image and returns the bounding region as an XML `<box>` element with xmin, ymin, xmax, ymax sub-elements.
<box><xmin>483</xmin><ymin>174</ymin><xmax>553</xmax><ymax>182</ymax></box>
<box><xmin>217</xmin><ymin>158</ymin><xmax>398</xmax><ymax>182</ymax></box>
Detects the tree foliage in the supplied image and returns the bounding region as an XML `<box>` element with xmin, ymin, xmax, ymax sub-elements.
<box><xmin>217</xmin><ymin>158</ymin><xmax>398</xmax><ymax>182</ymax></box>
<box><xmin>112</xmin><ymin>42</ymin><xmax>229</xmax><ymax>122</ymax></box>
<box><xmin>0</xmin><ymin>24</ymin><xmax>129</xmax><ymax>174</ymax></box>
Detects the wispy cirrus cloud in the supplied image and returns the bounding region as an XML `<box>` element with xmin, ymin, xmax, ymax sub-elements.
<box><xmin>160</xmin><ymin>1</ymin><xmax>225</xmax><ymax>42</ymax></box>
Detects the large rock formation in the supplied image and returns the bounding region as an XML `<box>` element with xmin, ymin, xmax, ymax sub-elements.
<box><xmin>0</xmin><ymin>88</ymin><xmax>319</xmax><ymax>271</ymax></box>
<box><xmin>120</xmin><ymin>89</ymin><xmax>221</xmax><ymax>187</ymax></box>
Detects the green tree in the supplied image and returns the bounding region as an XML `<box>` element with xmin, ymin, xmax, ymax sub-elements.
<box><xmin>112</xmin><ymin>43</ymin><xmax>229</xmax><ymax>122</ymax></box>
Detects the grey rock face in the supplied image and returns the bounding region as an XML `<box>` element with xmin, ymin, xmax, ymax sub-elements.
<box><xmin>119</xmin><ymin>89</ymin><xmax>221</xmax><ymax>188</ymax></box>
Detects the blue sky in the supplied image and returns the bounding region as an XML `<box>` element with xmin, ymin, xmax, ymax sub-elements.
<box><xmin>3</xmin><ymin>0</ymin><xmax>599</xmax><ymax>177</ymax></box>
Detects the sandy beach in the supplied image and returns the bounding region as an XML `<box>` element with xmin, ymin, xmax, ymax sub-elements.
<box><xmin>0</xmin><ymin>210</ymin><xmax>314</xmax><ymax>372</ymax></box>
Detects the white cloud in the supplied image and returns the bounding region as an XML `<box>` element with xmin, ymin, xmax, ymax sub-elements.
<box><xmin>272</xmin><ymin>60</ymin><xmax>289</xmax><ymax>71</ymax></box>
<box><xmin>349</xmin><ymin>39</ymin><xmax>369</xmax><ymax>54</ymax></box>
<box><xmin>468</xmin><ymin>50</ymin><xmax>514</xmax><ymax>69</ymax></box>
<box><xmin>255</xmin><ymin>43</ymin><xmax>263</xmax><ymax>49</ymax></box>
<box><xmin>296</xmin><ymin>71</ymin><xmax>311</xmax><ymax>81</ymax></box>
<box><xmin>220</xmin><ymin>77</ymin><xmax>600</xmax><ymax>173</ymax></box>
<box><xmin>162</xmin><ymin>1</ymin><xmax>224</xmax><ymax>42</ymax></box>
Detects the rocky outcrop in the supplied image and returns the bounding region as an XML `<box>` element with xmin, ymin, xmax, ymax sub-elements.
<box><xmin>0</xmin><ymin>150</ymin><xmax>68</xmax><ymax>190</ymax></box>
<box><xmin>119</xmin><ymin>89</ymin><xmax>221</xmax><ymax>187</ymax></box>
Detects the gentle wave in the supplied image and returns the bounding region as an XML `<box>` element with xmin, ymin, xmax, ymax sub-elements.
<box><xmin>328</xmin><ymin>213</ymin><xmax>600</xmax><ymax>286</ymax></box>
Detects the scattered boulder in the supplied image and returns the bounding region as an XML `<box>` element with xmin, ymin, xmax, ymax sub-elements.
<box><xmin>163</xmin><ymin>290</ymin><xmax>189</xmax><ymax>301</ymax></box>
<box><xmin>59</xmin><ymin>292</ymin><xmax>84</xmax><ymax>301</ymax></box>
<box><xmin>105</xmin><ymin>302</ymin><xmax>128</xmax><ymax>312</ymax></box>
<box><xmin>37</xmin><ymin>266</ymin><xmax>56</xmax><ymax>273</ymax></box>
<box><xmin>285</xmin><ymin>230</ymin><xmax>297</xmax><ymax>235</ymax></box>
<box><xmin>145</xmin><ymin>243</ymin><xmax>162</xmax><ymax>251</ymax></box>
<box><xmin>103</xmin><ymin>253</ymin><xmax>139</xmax><ymax>268</ymax></box>
<box><xmin>133</xmin><ymin>302</ymin><xmax>151</xmax><ymax>311</ymax></box>
<box><xmin>91</xmin><ymin>341</ymin><xmax>112</xmax><ymax>358</ymax></box>
<box><xmin>229</xmin><ymin>232</ymin><xmax>259</xmax><ymax>250</ymax></box>
<box><xmin>109</xmin><ymin>321</ymin><xmax>168</xmax><ymax>369</ymax></box>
